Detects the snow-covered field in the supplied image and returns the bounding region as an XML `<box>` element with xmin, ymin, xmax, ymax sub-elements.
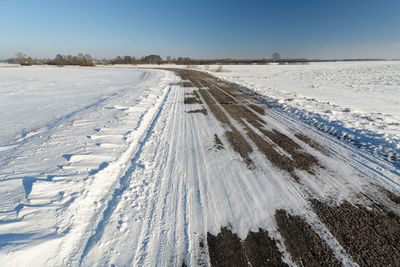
<box><xmin>0</xmin><ymin>65</ymin><xmax>150</xmax><ymax>146</ymax></box>
<box><xmin>0</xmin><ymin>65</ymin><xmax>178</xmax><ymax>265</ymax></box>
<box><xmin>191</xmin><ymin>61</ymin><xmax>400</xmax><ymax>166</ymax></box>
<box><xmin>0</xmin><ymin>64</ymin><xmax>399</xmax><ymax>266</ymax></box>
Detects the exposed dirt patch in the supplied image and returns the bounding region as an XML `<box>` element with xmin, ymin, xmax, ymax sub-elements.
<box><xmin>193</xmin><ymin>90</ymin><xmax>201</xmax><ymax>99</ymax></box>
<box><xmin>184</xmin><ymin>97</ymin><xmax>202</xmax><ymax>105</ymax></box>
<box><xmin>249</xmin><ymin>104</ymin><xmax>266</xmax><ymax>115</ymax></box>
<box><xmin>222</xmin><ymin>104</ymin><xmax>264</xmax><ymax>129</ymax></box>
<box><xmin>243</xmin><ymin>228</ymin><xmax>289</xmax><ymax>267</ymax></box>
<box><xmin>202</xmin><ymin>78</ymin><xmax>242</xmax><ymax>97</ymax></box>
<box><xmin>184</xmin><ymin>91</ymin><xmax>202</xmax><ymax>105</ymax></box>
<box><xmin>207</xmin><ymin>227</ymin><xmax>288</xmax><ymax>267</ymax></box>
<box><xmin>0</xmin><ymin>65</ymin><xmax>21</xmax><ymax>68</ymax></box>
<box><xmin>261</xmin><ymin>129</ymin><xmax>321</xmax><ymax>175</ymax></box>
<box><xmin>187</xmin><ymin>108</ymin><xmax>208</xmax><ymax>115</ymax></box>
<box><xmin>246</xmin><ymin>130</ymin><xmax>299</xmax><ymax>181</ymax></box>
<box><xmin>225</xmin><ymin>129</ymin><xmax>253</xmax><ymax>167</ymax></box>
<box><xmin>312</xmin><ymin>199</ymin><xmax>400</xmax><ymax>266</ymax></box>
<box><xmin>183</xmin><ymin>82</ymin><xmax>193</xmax><ymax>87</ymax></box>
<box><xmin>219</xmin><ymin>101</ymin><xmax>318</xmax><ymax>180</ymax></box>
<box><xmin>275</xmin><ymin>209</ymin><xmax>341</xmax><ymax>266</ymax></box>
<box><xmin>295</xmin><ymin>133</ymin><xmax>329</xmax><ymax>155</ymax></box>
<box><xmin>169</xmin><ymin>82</ymin><xmax>182</xmax><ymax>86</ymax></box>
<box><xmin>198</xmin><ymin>89</ymin><xmax>230</xmax><ymax>125</ymax></box>
<box><xmin>381</xmin><ymin>187</ymin><xmax>400</xmax><ymax>205</ymax></box>
<box><xmin>214</xmin><ymin>134</ymin><xmax>224</xmax><ymax>150</ymax></box>
<box><xmin>174</xmin><ymin>68</ymin><xmax>322</xmax><ymax>177</ymax></box>
<box><xmin>207</xmin><ymin>86</ymin><xmax>236</xmax><ymax>105</ymax></box>
<box><xmin>203</xmin><ymin>77</ymin><xmax>321</xmax><ymax>178</ymax></box>
<box><xmin>207</xmin><ymin>227</ymin><xmax>248</xmax><ymax>266</ymax></box>
<box><xmin>197</xmin><ymin>89</ymin><xmax>254</xmax><ymax>166</ymax></box>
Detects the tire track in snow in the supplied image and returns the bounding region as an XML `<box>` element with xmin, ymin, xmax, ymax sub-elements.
<box><xmin>132</xmin><ymin>84</ymin><xmax>182</xmax><ymax>266</ymax></box>
<box><xmin>266</xmin><ymin>106</ymin><xmax>400</xmax><ymax>189</ymax></box>
<box><xmin>78</xmin><ymin>86</ymin><xmax>172</xmax><ymax>263</ymax></box>
<box><xmin>48</xmin><ymin>83</ymin><xmax>172</xmax><ymax>266</ymax></box>
<box><xmin>82</xmin><ymin>83</ymin><xmax>180</xmax><ymax>266</ymax></box>
<box><xmin>130</xmin><ymin>82</ymin><xmax>210</xmax><ymax>266</ymax></box>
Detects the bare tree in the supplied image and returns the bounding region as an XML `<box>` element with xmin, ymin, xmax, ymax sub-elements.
<box><xmin>54</xmin><ymin>54</ymin><xmax>66</xmax><ymax>66</ymax></box>
<box><xmin>25</xmin><ymin>57</ymin><xmax>34</xmax><ymax>66</ymax></box>
<box><xmin>15</xmin><ymin>52</ymin><xmax>26</xmax><ymax>64</ymax></box>
<box><xmin>272</xmin><ymin>52</ymin><xmax>281</xmax><ymax>62</ymax></box>
<box><xmin>124</xmin><ymin>55</ymin><xmax>132</xmax><ymax>64</ymax></box>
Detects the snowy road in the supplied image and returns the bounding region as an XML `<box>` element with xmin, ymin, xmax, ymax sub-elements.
<box><xmin>1</xmin><ymin>67</ymin><xmax>400</xmax><ymax>266</ymax></box>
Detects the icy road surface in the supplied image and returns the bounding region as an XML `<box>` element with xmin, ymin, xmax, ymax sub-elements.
<box><xmin>0</xmin><ymin>66</ymin><xmax>399</xmax><ymax>266</ymax></box>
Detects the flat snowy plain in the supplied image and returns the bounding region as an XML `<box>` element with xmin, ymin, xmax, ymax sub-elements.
<box><xmin>0</xmin><ymin>63</ymin><xmax>399</xmax><ymax>266</ymax></box>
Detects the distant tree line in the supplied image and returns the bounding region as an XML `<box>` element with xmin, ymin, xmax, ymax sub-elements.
<box><xmin>105</xmin><ymin>54</ymin><xmax>163</xmax><ymax>64</ymax></box>
<box><xmin>8</xmin><ymin>52</ymin><xmax>95</xmax><ymax>66</ymax></box>
<box><xmin>50</xmin><ymin>54</ymin><xmax>95</xmax><ymax>66</ymax></box>
<box><xmin>8</xmin><ymin>52</ymin><xmax>324</xmax><ymax>67</ymax></box>
<box><xmin>7</xmin><ymin>52</ymin><xmax>35</xmax><ymax>66</ymax></box>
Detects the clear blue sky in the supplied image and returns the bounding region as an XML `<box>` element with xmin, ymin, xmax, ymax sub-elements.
<box><xmin>1</xmin><ymin>0</ymin><xmax>400</xmax><ymax>59</ymax></box>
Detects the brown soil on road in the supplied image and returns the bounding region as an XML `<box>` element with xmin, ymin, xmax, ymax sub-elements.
<box><xmin>176</xmin><ymin>68</ymin><xmax>321</xmax><ymax>179</ymax></box>
<box><xmin>169</xmin><ymin>68</ymin><xmax>400</xmax><ymax>266</ymax></box>
<box><xmin>213</xmin><ymin>134</ymin><xmax>224</xmax><ymax>150</ymax></box>
<box><xmin>312</xmin><ymin>199</ymin><xmax>400</xmax><ymax>266</ymax></box>
<box><xmin>207</xmin><ymin>227</ymin><xmax>288</xmax><ymax>267</ymax></box>
<box><xmin>295</xmin><ymin>133</ymin><xmax>330</xmax><ymax>156</ymax></box>
<box><xmin>187</xmin><ymin>108</ymin><xmax>208</xmax><ymax>115</ymax></box>
<box><xmin>275</xmin><ymin>209</ymin><xmax>342</xmax><ymax>266</ymax></box>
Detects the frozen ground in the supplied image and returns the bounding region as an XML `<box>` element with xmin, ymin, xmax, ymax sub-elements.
<box><xmin>0</xmin><ymin>65</ymin><xmax>399</xmax><ymax>266</ymax></box>
<box><xmin>191</xmin><ymin>61</ymin><xmax>400</xmax><ymax>166</ymax></box>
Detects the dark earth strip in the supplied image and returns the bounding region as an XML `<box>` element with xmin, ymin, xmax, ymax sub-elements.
<box><xmin>248</xmin><ymin>104</ymin><xmax>266</xmax><ymax>115</ymax></box>
<box><xmin>187</xmin><ymin>108</ymin><xmax>208</xmax><ymax>115</ymax></box>
<box><xmin>176</xmin><ymin>68</ymin><xmax>322</xmax><ymax>179</ymax></box>
<box><xmin>207</xmin><ymin>227</ymin><xmax>288</xmax><ymax>267</ymax></box>
<box><xmin>168</xmin><ymin>68</ymin><xmax>400</xmax><ymax>266</ymax></box>
<box><xmin>207</xmin><ymin>227</ymin><xmax>248</xmax><ymax>266</ymax></box>
<box><xmin>312</xmin><ymin>199</ymin><xmax>400</xmax><ymax>267</ymax></box>
<box><xmin>381</xmin><ymin>187</ymin><xmax>400</xmax><ymax>205</ymax></box>
<box><xmin>184</xmin><ymin>96</ymin><xmax>202</xmax><ymax>105</ymax></box>
<box><xmin>295</xmin><ymin>133</ymin><xmax>330</xmax><ymax>155</ymax></box>
<box><xmin>201</xmin><ymin>77</ymin><xmax>322</xmax><ymax>176</ymax></box>
<box><xmin>243</xmin><ymin>228</ymin><xmax>289</xmax><ymax>267</ymax></box>
<box><xmin>197</xmin><ymin>87</ymin><xmax>254</xmax><ymax>166</ymax></box>
<box><xmin>213</xmin><ymin>134</ymin><xmax>224</xmax><ymax>150</ymax></box>
<box><xmin>275</xmin><ymin>209</ymin><xmax>342</xmax><ymax>266</ymax></box>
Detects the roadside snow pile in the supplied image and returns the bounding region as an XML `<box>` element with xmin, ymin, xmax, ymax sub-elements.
<box><xmin>197</xmin><ymin>62</ymin><xmax>400</xmax><ymax>166</ymax></box>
